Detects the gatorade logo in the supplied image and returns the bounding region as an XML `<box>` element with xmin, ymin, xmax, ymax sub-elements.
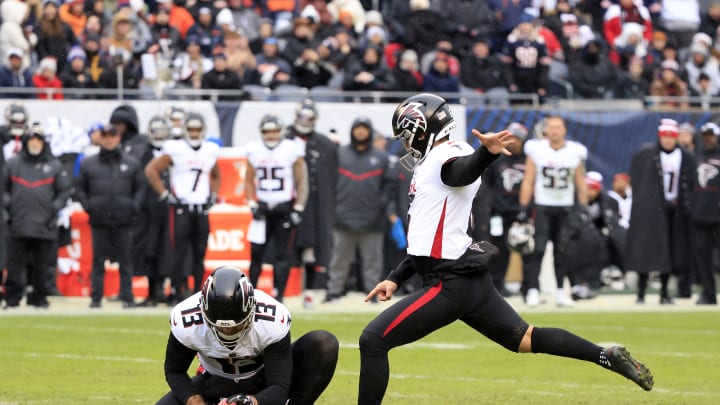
<box><xmin>207</xmin><ymin>229</ymin><xmax>246</xmax><ymax>252</ymax></box>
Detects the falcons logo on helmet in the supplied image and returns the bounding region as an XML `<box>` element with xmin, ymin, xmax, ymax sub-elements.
<box><xmin>395</xmin><ymin>102</ymin><xmax>427</xmax><ymax>137</ymax></box>
<box><xmin>697</xmin><ymin>163</ymin><xmax>719</xmax><ymax>188</ymax></box>
<box><xmin>240</xmin><ymin>278</ymin><xmax>254</xmax><ymax>313</ymax></box>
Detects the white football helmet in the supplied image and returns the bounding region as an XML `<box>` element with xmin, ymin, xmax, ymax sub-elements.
<box><xmin>507</xmin><ymin>221</ymin><xmax>535</xmax><ymax>255</ymax></box>
<box><xmin>183</xmin><ymin>112</ymin><xmax>205</xmax><ymax>148</ymax></box>
<box><xmin>147</xmin><ymin>115</ymin><xmax>170</xmax><ymax>148</ymax></box>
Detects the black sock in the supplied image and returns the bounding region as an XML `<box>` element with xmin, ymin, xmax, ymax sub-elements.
<box><xmin>531</xmin><ymin>327</ymin><xmax>605</xmax><ymax>366</ymax></box>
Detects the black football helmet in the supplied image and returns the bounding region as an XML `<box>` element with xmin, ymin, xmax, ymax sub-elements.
<box><xmin>147</xmin><ymin>115</ymin><xmax>170</xmax><ymax>148</ymax></box>
<box><xmin>391</xmin><ymin>93</ymin><xmax>455</xmax><ymax>169</ymax></box>
<box><xmin>200</xmin><ymin>267</ymin><xmax>256</xmax><ymax>348</ymax></box>
<box><xmin>5</xmin><ymin>104</ymin><xmax>29</xmax><ymax>137</ymax></box>
<box><xmin>293</xmin><ymin>98</ymin><xmax>317</xmax><ymax>135</ymax></box>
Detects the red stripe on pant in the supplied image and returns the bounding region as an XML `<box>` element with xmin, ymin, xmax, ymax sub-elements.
<box><xmin>382</xmin><ymin>281</ymin><xmax>443</xmax><ymax>338</ymax></box>
<box><xmin>168</xmin><ymin>206</ymin><xmax>175</xmax><ymax>250</ymax></box>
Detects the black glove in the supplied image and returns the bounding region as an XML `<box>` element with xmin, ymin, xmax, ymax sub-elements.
<box><xmin>289</xmin><ymin>208</ymin><xmax>303</xmax><ymax>226</ymax></box>
<box><xmin>576</xmin><ymin>205</ymin><xmax>591</xmax><ymax>223</ymax></box>
<box><xmin>225</xmin><ymin>393</ymin><xmax>254</xmax><ymax>405</ymax></box>
<box><xmin>249</xmin><ymin>201</ymin><xmax>269</xmax><ymax>220</ymax></box>
<box><xmin>159</xmin><ymin>190</ymin><xmax>178</xmax><ymax>205</ymax></box>
<box><xmin>516</xmin><ymin>206</ymin><xmax>530</xmax><ymax>223</ymax></box>
<box><xmin>204</xmin><ymin>192</ymin><xmax>219</xmax><ymax>214</ymax></box>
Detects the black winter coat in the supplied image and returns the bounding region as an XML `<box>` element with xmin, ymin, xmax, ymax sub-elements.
<box><xmin>285</xmin><ymin>127</ymin><xmax>338</xmax><ymax>267</ymax></box>
<box><xmin>402</xmin><ymin>9</ymin><xmax>447</xmax><ymax>58</ymax></box>
<box><xmin>625</xmin><ymin>144</ymin><xmax>696</xmax><ymax>274</ymax></box>
<box><xmin>3</xmin><ymin>147</ymin><xmax>71</xmax><ymax>240</ymax></box>
<box><xmin>691</xmin><ymin>146</ymin><xmax>720</xmax><ymax>225</ymax></box>
<box><xmin>460</xmin><ymin>55</ymin><xmax>510</xmax><ymax>91</ymax></box>
<box><xmin>75</xmin><ymin>148</ymin><xmax>145</xmax><ymax>227</ymax></box>
<box><xmin>60</xmin><ymin>66</ymin><xmax>97</xmax><ymax>98</ymax></box>
<box><xmin>201</xmin><ymin>68</ymin><xmax>243</xmax><ymax>99</ymax></box>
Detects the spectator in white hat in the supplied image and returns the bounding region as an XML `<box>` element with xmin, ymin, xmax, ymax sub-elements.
<box><xmin>32</xmin><ymin>56</ymin><xmax>64</xmax><ymax>99</ymax></box>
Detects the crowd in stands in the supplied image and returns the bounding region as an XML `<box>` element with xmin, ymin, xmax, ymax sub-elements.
<box><xmin>0</xmin><ymin>0</ymin><xmax>718</xmax><ymax>105</ymax></box>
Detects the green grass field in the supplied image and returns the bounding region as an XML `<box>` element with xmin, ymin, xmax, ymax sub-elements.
<box><xmin>1</xmin><ymin>311</ymin><xmax>719</xmax><ymax>404</ymax></box>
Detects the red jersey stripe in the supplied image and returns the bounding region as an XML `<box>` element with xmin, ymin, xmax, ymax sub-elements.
<box><xmin>382</xmin><ymin>281</ymin><xmax>443</xmax><ymax>337</ymax></box>
<box><xmin>430</xmin><ymin>198</ymin><xmax>447</xmax><ymax>258</ymax></box>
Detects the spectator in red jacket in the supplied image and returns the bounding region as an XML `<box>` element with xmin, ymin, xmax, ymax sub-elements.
<box><xmin>32</xmin><ymin>56</ymin><xmax>64</xmax><ymax>99</ymax></box>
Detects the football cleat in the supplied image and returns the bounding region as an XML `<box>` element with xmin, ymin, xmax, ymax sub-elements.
<box><xmin>525</xmin><ymin>288</ymin><xmax>540</xmax><ymax>307</ymax></box>
<box><xmin>605</xmin><ymin>346</ymin><xmax>654</xmax><ymax>391</ymax></box>
<box><xmin>555</xmin><ymin>292</ymin><xmax>575</xmax><ymax>308</ymax></box>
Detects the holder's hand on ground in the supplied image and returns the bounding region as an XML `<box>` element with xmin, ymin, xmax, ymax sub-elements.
<box><xmin>365</xmin><ymin>280</ymin><xmax>398</xmax><ymax>302</ymax></box>
<box><xmin>185</xmin><ymin>394</ymin><xmax>208</xmax><ymax>405</ymax></box>
<box><xmin>471</xmin><ymin>129</ymin><xmax>514</xmax><ymax>156</ymax></box>
<box><xmin>220</xmin><ymin>393</ymin><xmax>256</xmax><ymax>405</ymax></box>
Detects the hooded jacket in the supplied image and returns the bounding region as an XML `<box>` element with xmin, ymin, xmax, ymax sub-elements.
<box><xmin>110</xmin><ymin>104</ymin><xmax>153</xmax><ymax>168</ymax></box>
<box><xmin>3</xmin><ymin>137</ymin><xmax>71</xmax><ymax>240</ymax></box>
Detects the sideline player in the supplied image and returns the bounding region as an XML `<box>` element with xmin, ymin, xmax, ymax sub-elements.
<box><xmin>517</xmin><ymin>114</ymin><xmax>589</xmax><ymax>307</ymax></box>
<box><xmin>156</xmin><ymin>266</ymin><xmax>338</xmax><ymax>405</ymax></box>
<box><xmin>358</xmin><ymin>93</ymin><xmax>654</xmax><ymax>404</ymax></box>
<box><xmin>145</xmin><ymin>113</ymin><xmax>221</xmax><ymax>299</ymax></box>
<box><xmin>245</xmin><ymin>114</ymin><xmax>308</xmax><ymax>302</ymax></box>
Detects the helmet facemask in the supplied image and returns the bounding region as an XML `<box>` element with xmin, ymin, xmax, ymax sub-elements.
<box><xmin>204</xmin><ymin>308</ymin><xmax>255</xmax><ymax>348</ymax></box>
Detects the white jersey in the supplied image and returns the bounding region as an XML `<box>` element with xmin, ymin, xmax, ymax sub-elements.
<box><xmin>406</xmin><ymin>141</ymin><xmax>480</xmax><ymax>260</ymax></box>
<box><xmin>246</xmin><ymin>139</ymin><xmax>304</xmax><ymax>205</ymax></box>
<box><xmin>169</xmin><ymin>289</ymin><xmax>291</xmax><ymax>380</ymax></box>
<box><xmin>162</xmin><ymin>139</ymin><xmax>220</xmax><ymax>204</ymax></box>
<box><xmin>660</xmin><ymin>148</ymin><xmax>682</xmax><ymax>202</ymax></box>
<box><xmin>525</xmin><ymin>139</ymin><xmax>587</xmax><ymax>207</ymax></box>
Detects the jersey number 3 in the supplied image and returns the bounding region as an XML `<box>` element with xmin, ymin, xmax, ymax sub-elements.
<box><xmin>541</xmin><ymin>167</ymin><xmax>570</xmax><ymax>189</ymax></box>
